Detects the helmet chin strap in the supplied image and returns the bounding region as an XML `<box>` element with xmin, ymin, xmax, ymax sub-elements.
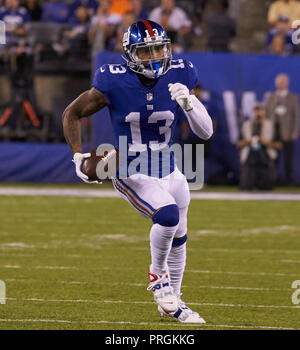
<box><xmin>151</xmin><ymin>61</ymin><xmax>163</xmax><ymax>78</ymax></box>
<box><xmin>127</xmin><ymin>58</ymin><xmax>167</xmax><ymax>79</ymax></box>
<box><xmin>143</xmin><ymin>61</ymin><xmax>163</xmax><ymax>79</ymax></box>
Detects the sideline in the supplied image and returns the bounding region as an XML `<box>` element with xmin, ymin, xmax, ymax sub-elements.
<box><xmin>1</xmin><ymin>187</ymin><xmax>300</xmax><ymax>201</ymax></box>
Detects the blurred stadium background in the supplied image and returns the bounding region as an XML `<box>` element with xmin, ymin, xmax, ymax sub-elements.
<box><xmin>0</xmin><ymin>0</ymin><xmax>300</xmax><ymax>187</ymax></box>
<box><xmin>0</xmin><ymin>0</ymin><xmax>300</xmax><ymax>331</ymax></box>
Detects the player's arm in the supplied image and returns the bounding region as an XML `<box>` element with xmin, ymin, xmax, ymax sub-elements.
<box><xmin>62</xmin><ymin>87</ymin><xmax>109</xmax><ymax>184</ymax></box>
<box><xmin>169</xmin><ymin>83</ymin><xmax>213</xmax><ymax>140</ymax></box>
<box><xmin>62</xmin><ymin>87</ymin><xmax>109</xmax><ymax>154</ymax></box>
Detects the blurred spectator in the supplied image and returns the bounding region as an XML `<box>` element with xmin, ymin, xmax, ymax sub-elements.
<box><xmin>68</xmin><ymin>0</ymin><xmax>98</xmax><ymax>21</ymax></box>
<box><xmin>268</xmin><ymin>0</ymin><xmax>300</xmax><ymax>26</ymax></box>
<box><xmin>109</xmin><ymin>0</ymin><xmax>132</xmax><ymax>16</ymax></box>
<box><xmin>268</xmin><ymin>33</ymin><xmax>290</xmax><ymax>55</ymax></box>
<box><xmin>237</xmin><ymin>104</ymin><xmax>282</xmax><ymax>191</ymax></box>
<box><xmin>266</xmin><ymin>73</ymin><xmax>299</xmax><ymax>185</ymax></box>
<box><xmin>0</xmin><ymin>0</ymin><xmax>31</xmax><ymax>45</ymax></box>
<box><xmin>68</xmin><ymin>4</ymin><xmax>90</xmax><ymax>24</ymax></box>
<box><xmin>89</xmin><ymin>0</ymin><xmax>122</xmax><ymax>50</ymax></box>
<box><xmin>42</xmin><ymin>0</ymin><xmax>69</xmax><ymax>23</ymax></box>
<box><xmin>23</xmin><ymin>0</ymin><xmax>42</xmax><ymax>21</ymax></box>
<box><xmin>149</xmin><ymin>0</ymin><xmax>192</xmax><ymax>52</ymax></box>
<box><xmin>130</xmin><ymin>0</ymin><xmax>148</xmax><ymax>20</ymax></box>
<box><xmin>53</xmin><ymin>5</ymin><xmax>91</xmax><ymax>58</ymax></box>
<box><xmin>0</xmin><ymin>46</ymin><xmax>43</xmax><ymax>140</ymax></box>
<box><xmin>265</xmin><ymin>14</ymin><xmax>294</xmax><ymax>54</ymax></box>
<box><xmin>205</xmin><ymin>0</ymin><xmax>236</xmax><ymax>52</ymax></box>
<box><xmin>111</xmin><ymin>10</ymin><xmax>136</xmax><ymax>51</ymax></box>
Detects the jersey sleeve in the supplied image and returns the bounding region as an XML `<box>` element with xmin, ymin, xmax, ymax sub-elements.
<box><xmin>92</xmin><ymin>65</ymin><xmax>111</xmax><ymax>98</ymax></box>
<box><xmin>184</xmin><ymin>60</ymin><xmax>200</xmax><ymax>91</ymax></box>
<box><xmin>177</xmin><ymin>106</ymin><xmax>187</xmax><ymax>123</ymax></box>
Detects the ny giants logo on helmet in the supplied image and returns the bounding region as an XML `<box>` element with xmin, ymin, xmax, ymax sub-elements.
<box><xmin>122</xmin><ymin>20</ymin><xmax>172</xmax><ymax>79</ymax></box>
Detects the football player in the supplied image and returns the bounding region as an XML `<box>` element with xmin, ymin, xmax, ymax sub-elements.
<box><xmin>62</xmin><ymin>20</ymin><xmax>213</xmax><ymax>323</ymax></box>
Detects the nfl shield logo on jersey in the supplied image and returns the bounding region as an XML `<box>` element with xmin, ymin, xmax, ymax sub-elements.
<box><xmin>146</xmin><ymin>93</ymin><xmax>153</xmax><ymax>101</ymax></box>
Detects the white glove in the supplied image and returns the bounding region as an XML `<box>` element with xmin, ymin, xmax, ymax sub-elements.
<box><xmin>72</xmin><ymin>152</ymin><xmax>101</xmax><ymax>184</ymax></box>
<box><xmin>168</xmin><ymin>83</ymin><xmax>193</xmax><ymax>111</ymax></box>
<box><xmin>169</xmin><ymin>83</ymin><xmax>213</xmax><ymax>140</ymax></box>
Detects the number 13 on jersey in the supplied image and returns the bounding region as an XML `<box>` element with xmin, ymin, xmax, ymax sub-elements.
<box><xmin>125</xmin><ymin>111</ymin><xmax>174</xmax><ymax>152</ymax></box>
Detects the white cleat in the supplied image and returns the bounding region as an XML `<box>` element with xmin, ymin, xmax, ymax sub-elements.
<box><xmin>158</xmin><ymin>298</ymin><xmax>206</xmax><ymax>324</ymax></box>
<box><xmin>147</xmin><ymin>265</ymin><xmax>178</xmax><ymax>313</ymax></box>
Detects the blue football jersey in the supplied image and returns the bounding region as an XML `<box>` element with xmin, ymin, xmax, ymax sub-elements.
<box><xmin>0</xmin><ymin>8</ymin><xmax>31</xmax><ymax>31</ymax></box>
<box><xmin>92</xmin><ymin>59</ymin><xmax>200</xmax><ymax>178</ymax></box>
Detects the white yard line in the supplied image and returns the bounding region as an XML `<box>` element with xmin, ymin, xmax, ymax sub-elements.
<box><xmin>5</xmin><ymin>297</ymin><xmax>300</xmax><ymax>309</ymax></box>
<box><xmin>1</xmin><ymin>247</ymin><xmax>299</xmax><ymax>255</ymax></box>
<box><xmin>5</xmin><ymin>278</ymin><xmax>88</xmax><ymax>285</ymax></box>
<box><xmin>102</xmin><ymin>300</ymin><xmax>300</xmax><ymax>310</ymax></box>
<box><xmin>102</xmin><ymin>267</ymin><xmax>300</xmax><ymax>277</ymax></box>
<box><xmin>3</xmin><ymin>279</ymin><xmax>290</xmax><ymax>291</ymax></box>
<box><xmin>188</xmin><ymin>269</ymin><xmax>300</xmax><ymax>277</ymax></box>
<box><xmin>0</xmin><ymin>318</ymin><xmax>296</xmax><ymax>330</ymax></box>
<box><xmin>194</xmin><ymin>248</ymin><xmax>300</xmax><ymax>254</ymax></box>
<box><xmin>280</xmin><ymin>260</ymin><xmax>300</xmax><ymax>264</ymax></box>
<box><xmin>0</xmin><ymin>318</ymin><xmax>72</xmax><ymax>323</ymax></box>
<box><xmin>1</xmin><ymin>264</ymin><xmax>298</xmax><ymax>277</ymax></box>
<box><xmin>1</xmin><ymin>187</ymin><xmax>300</xmax><ymax>201</ymax></box>
<box><xmin>0</xmin><ymin>243</ymin><xmax>35</xmax><ymax>249</ymax></box>
<box><xmin>0</xmin><ymin>188</ymin><xmax>119</xmax><ymax>198</ymax></box>
<box><xmin>35</xmin><ymin>266</ymin><xmax>78</xmax><ymax>270</ymax></box>
<box><xmin>187</xmin><ymin>285</ymin><xmax>289</xmax><ymax>291</ymax></box>
<box><xmin>191</xmin><ymin>192</ymin><xmax>300</xmax><ymax>201</ymax></box>
<box><xmin>59</xmin><ymin>281</ymin><xmax>88</xmax><ymax>285</ymax></box>
<box><xmin>187</xmin><ymin>302</ymin><xmax>300</xmax><ymax>309</ymax></box>
<box><xmin>3</xmin><ymin>279</ymin><xmax>289</xmax><ymax>291</ymax></box>
<box><xmin>1</xmin><ymin>265</ymin><xmax>78</xmax><ymax>270</ymax></box>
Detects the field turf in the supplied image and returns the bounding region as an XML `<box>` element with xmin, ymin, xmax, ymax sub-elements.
<box><xmin>0</xmin><ymin>193</ymin><xmax>300</xmax><ymax>330</ymax></box>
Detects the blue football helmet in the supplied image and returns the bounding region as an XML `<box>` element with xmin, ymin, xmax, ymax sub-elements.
<box><xmin>122</xmin><ymin>20</ymin><xmax>172</xmax><ymax>79</ymax></box>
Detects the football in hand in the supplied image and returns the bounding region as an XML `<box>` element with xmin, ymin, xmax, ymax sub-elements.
<box><xmin>81</xmin><ymin>147</ymin><xmax>119</xmax><ymax>181</ymax></box>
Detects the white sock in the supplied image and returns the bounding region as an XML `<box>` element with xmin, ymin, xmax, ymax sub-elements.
<box><xmin>167</xmin><ymin>206</ymin><xmax>188</xmax><ymax>297</ymax></box>
<box><xmin>167</xmin><ymin>242</ymin><xmax>186</xmax><ymax>297</ymax></box>
<box><xmin>150</xmin><ymin>223</ymin><xmax>179</xmax><ymax>275</ymax></box>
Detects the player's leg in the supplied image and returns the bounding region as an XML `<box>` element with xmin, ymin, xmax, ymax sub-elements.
<box><xmin>167</xmin><ymin>206</ymin><xmax>188</xmax><ymax>298</ymax></box>
<box><xmin>161</xmin><ymin>167</ymin><xmax>205</xmax><ymax>323</ymax></box>
<box><xmin>165</xmin><ymin>167</ymin><xmax>190</xmax><ymax>297</ymax></box>
<box><xmin>147</xmin><ymin>203</ymin><xmax>181</xmax><ymax>312</ymax></box>
<box><xmin>150</xmin><ymin>204</ymin><xmax>179</xmax><ymax>274</ymax></box>
<box><xmin>112</xmin><ymin>175</ymin><xmax>180</xmax><ymax>312</ymax></box>
<box><xmin>167</xmin><ymin>170</ymin><xmax>190</xmax><ymax>301</ymax></box>
<box><xmin>113</xmin><ymin>175</ymin><xmax>180</xmax><ymax>271</ymax></box>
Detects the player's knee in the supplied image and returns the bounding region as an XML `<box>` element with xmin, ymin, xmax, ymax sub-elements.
<box><xmin>152</xmin><ymin>204</ymin><xmax>179</xmax><ymax>227</ymax></box>
<box><xmin>175</xmin><ymin>217</ymin><xmax>187</xmax><ymax>237</ymax></box>
<box><xmin>172</xmin><ymin>234</ymin><xmax>187</xmax><ymax>247</ymax></box>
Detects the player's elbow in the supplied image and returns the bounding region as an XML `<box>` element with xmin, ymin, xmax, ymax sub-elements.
<box><xmin>200</xmin><ymin>132</ymin><xmax>213</xmax><ymax>141</ymax></box>
<box><xmin>62</xmin><ymin>108</ymin><xmax>68</xmax><ymax>123</ymax></box>
<box><xmin>62</xmin><ymin>104</ymin><xmax>78</xmax><ymax>123</ymax></box>
<box><xmin>62</xmin><ymin>105</ymin><xmax>71</xmax><ymax>122</ymax></box>
<box><xmin>200</xmin><ymin>119</ymin><xmax>213</xmax><ymax>140</ymax></box>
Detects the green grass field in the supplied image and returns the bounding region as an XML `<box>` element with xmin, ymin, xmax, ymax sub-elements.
<box><xmin>0</xmin><ymin>193</ymin><xmax>300</xmax><ymax>330</ymax></box>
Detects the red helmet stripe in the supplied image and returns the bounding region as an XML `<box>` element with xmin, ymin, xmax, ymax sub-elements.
<box><xmin>142</xmin><ymin>20</ymin><xmax>155</xmax><ymax>37</ymax></box>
